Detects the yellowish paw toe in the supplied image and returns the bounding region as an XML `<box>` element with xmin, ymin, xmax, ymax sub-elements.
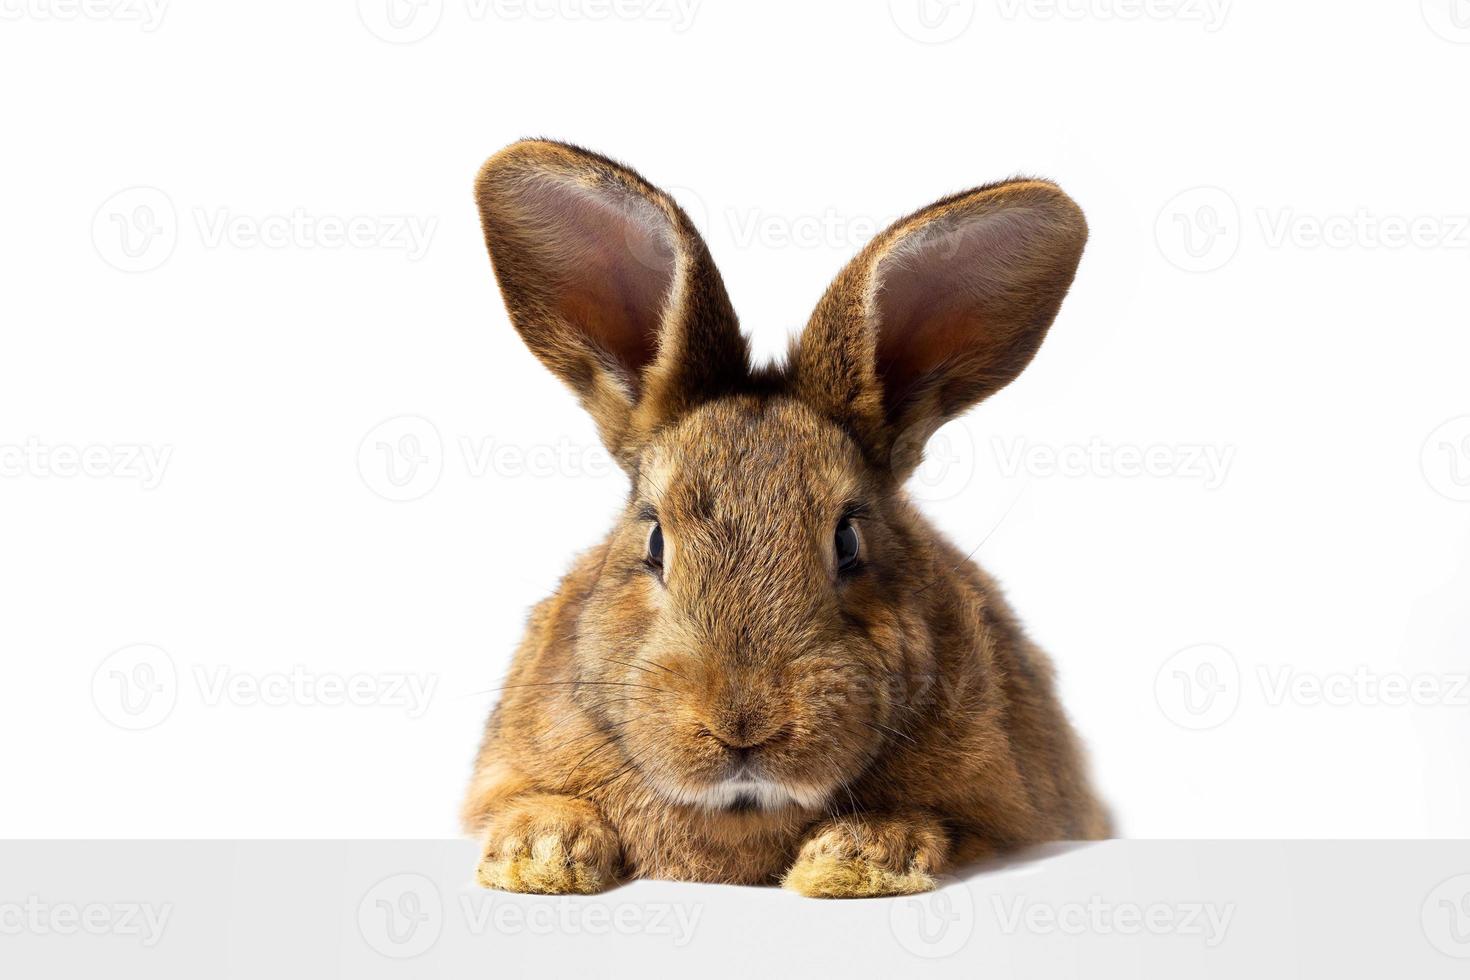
<box><xmin>476</xmin><ymin>795</ymin><xmax>620</xmax><ymax>895</ymax></box>
<box><xmin>476</xmin><ymin>838</ymin><xmax>613</xmax><ymax>895</ymax></box>
<box><xmin>783</xmin><ymin>814</ymin><xmax>946</xmax><ymax>898</ymax></box>
<box><xmin>783</xmin><ymin>854</ymin><xmax>935</xmax><ymax>898</ymax></box>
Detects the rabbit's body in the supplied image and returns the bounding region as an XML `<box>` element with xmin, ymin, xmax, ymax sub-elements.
<box><xmin>463</xmin><ymin>141</ymin><xmax>1109</xmax><ymax>897</ymax></box>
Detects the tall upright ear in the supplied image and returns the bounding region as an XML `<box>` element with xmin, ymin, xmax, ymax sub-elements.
<box><xmin>793</xmin><ymin>179</ymin><xmax>1087</xmax><ymax>477</ymax></box>
<box><xmin>475</xmin><ymin>140</ymin><xmax>749</xmax><ymax>464</ymax></box>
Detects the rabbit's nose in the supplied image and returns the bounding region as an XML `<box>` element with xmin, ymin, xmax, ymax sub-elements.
<box><xmin>705</xmin><ymin>726</ymin><xmax>765</xmax><ymax>753</ymax></box>
<box><xmin>701</xmin><ymin>710</ymin><xmax>785</xmax><ymax>754</ymax></box>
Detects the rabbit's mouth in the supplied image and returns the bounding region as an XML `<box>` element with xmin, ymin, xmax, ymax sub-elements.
<box><xmin>710</xmin><ymin>777</ymin><xmax>790</xmax><ymax>811</ymax></box>
<box><xmin>705</xmin><ymin>778</ymin><xmax>797</xmax><ymax>812</ymax></box>
<box><xmin>653</xmin><ymin>772</ymin><xmax>830</xmax><ymax>813</ymax></box>
<box><xmin>724</xmin><ymin>793</ymin><xmax>761</xmax><ymax>814</ymax></box>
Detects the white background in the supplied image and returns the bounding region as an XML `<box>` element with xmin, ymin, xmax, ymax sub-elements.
<box><xmin>1</xmin><ymin>0</ymin><xmax>1468</xmax><ymax>840</ymax></box>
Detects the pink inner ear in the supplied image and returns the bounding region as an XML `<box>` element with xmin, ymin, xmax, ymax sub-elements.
<box><xmin>874</xmin><ymin>208</ymin><xmax>1054</xmax><ymax>413</ymax></box>
<box><xmin>515</xmin><ymin>176</ymin><xmax>676</xmax><ymax>382</ymax></box>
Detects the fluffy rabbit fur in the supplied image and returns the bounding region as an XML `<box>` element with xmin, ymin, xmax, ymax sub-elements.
<box><xmin>463</xmin><ymin>139</ymin><xmax>1110</xmax><ymax>898</ymax></box>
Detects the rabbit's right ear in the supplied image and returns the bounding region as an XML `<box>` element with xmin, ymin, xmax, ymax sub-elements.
<box><xmin>793</xmin><ymin>178</ymin><xmax>1088</xmax><ymax>478</ymax></box>
<box><xmin>475</xmin><ymin>140</ymin><xmax>749</xmax><ymax>466</ymax></box>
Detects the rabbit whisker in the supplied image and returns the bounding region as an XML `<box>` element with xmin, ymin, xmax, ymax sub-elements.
<box><xmin>559</xmin><ymin>731</ymin><xmax>631</xmax><ymax>793</ymax></box>
<box><xmin>536</xmin><ymin>695</ymin><xmax>657</xmax><ymax>740</ymax></box>
<box><xmin>464</xmin><ymin>680</ymin><xmax>670</xmax><ymax>698</ymax></box>
<box><xmin>574</xmin><ymin>749</ymin><xmax>650</xmax><ymax>800</ymax></box>
<box><xmin>910</xmin><ymin>489</ymin><xmax>1025</xmax><ymax>600</ymax></box>
<box><xmin>551</xmin><ymin>715</ymin><xmax>639</xmax><ymax>749</ymax></box>
<box><xmin>861</xmin><ymin>719</ymin><xmax>919</xmax><ymax>747</ymax></box>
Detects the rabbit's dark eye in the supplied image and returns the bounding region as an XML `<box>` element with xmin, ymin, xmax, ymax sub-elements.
<box><xmin>835</xmin><ymin>519</ymin><xmax>861</xmax><ymax>573</ymax></box>
<box><xmin>646</xmin><ymin>522</ymin><xmax>665</xmax><ymax>567</ymax></box>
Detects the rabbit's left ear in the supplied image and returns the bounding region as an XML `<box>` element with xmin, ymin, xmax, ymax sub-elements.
<box><xmin>793</xmin><ymin>179</ymin><xmax>1087</xmax><ymax>477</ymax></box>
<box><xmin>475</xmin><ymin>140</ymin><xmax>749</xmax><ymax>465</ymax></box>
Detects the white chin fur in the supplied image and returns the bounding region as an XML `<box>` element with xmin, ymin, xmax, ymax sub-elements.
<box><xmin>657</xmin><ymin>776</ymin><xmax>828</xmax><ymax>812</ymax></box>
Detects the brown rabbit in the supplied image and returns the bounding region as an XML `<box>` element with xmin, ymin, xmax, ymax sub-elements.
<box><xmin>462</xmin><ymin>139</ymin><xmax>1110</xmax><ymax>898</ymax></box>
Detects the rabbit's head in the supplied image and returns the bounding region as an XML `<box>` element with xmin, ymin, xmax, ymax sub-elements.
<box><xmin>475</xmin><ymin>140</ymin><xmax>1086</xmax><ymax>812</ymax></box>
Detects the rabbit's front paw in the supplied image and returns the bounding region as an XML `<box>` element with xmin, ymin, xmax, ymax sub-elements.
<box><xmin>783</xmin><ymin>812</ymin><xmax>946</xmax><ymax>898</ymax></box>
<box><xmin>476</xmin><ymin>794</ymin><xmax>621</xmax><ymax>895</ymax></box>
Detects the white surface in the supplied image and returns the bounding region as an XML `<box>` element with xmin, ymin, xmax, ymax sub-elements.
<box><xmin>4</xmin><ymin>840</ymin><xmax>1470</xmax><ymax>977</ymax></box>
<box><xmin>1</xmin><ymin>3</ymin><xmax>1469</xmax><ymax>839</ymax></box>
